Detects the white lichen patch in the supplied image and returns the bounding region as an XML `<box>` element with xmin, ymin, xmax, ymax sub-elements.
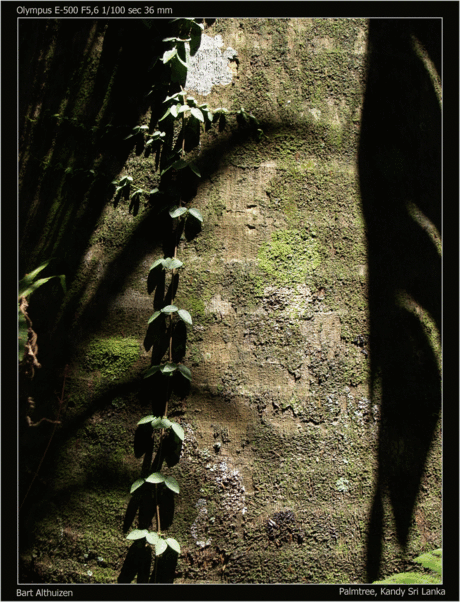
<box><xmin>185</xmin><ymin>34</ymin><xmax>237</xmax><ymax>96</ymax></box>
<box><xmin>191</xmin><ymin>498</ymin><xmax>212</xmax><ymax>548</ymax></box>
<box><xmin>212</xmin><ymin>460</ymin><xmax>247</xmax><ymax>515</ymax></box>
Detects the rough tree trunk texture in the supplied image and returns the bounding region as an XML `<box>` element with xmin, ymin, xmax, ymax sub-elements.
<box><xmin>19</xmin><ymin>18</ymin><xmax>441</xmax><ymax>584</ymax></box>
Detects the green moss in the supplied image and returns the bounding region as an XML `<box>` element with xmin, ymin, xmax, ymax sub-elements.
<box><xmin>257</xmin><ymin>228</ymin><xmax>320</xmax><ymax>286</ymax></box>
<box><xmin>83</xmin><ymin>336</ymin><xmax>140</xmax><ymax>380</ymax></box>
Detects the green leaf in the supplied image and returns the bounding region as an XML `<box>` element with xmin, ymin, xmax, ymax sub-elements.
<box><xmin>161</xmin><ymin>305</ymin><xmax>178</xmax><ymax>314</ymax></box>
<box><xmin>164</xmin><ymin>476</ymin><xmax>180</xmax><ymax>494</ymax></box>
<box><xmin>189</xmin><ymin>163</ymin><xmax>201</xmax><ymax>178</ymax></box>
<box><xmin>159</xmin><ymin>417</ymin><xmax>173</xmax><ymax>428</ymax></box>
<box><xmin>190</xmin><ymin>20</ymin><xmax>205</xmax><ymax>30</ymax></box>
<box><xmin>175</xmin><ymin>54</ymin><xmax>190</xmax><ymax>69</ymax></box>
<box><xmin>161</xmin><ymin>363</ymin><xmax>177</xmax><ymax>375</ymax></box>
<box><xmin>188</xmin><ymin>208</ymin><xmax>203</xmax><ymax>222</ymax></box>
<box><xmin>151</xmin><ymin>130</ymin><xmax>166</xmax><ymax>139</ymax></box>
<box><xmin>155</xmin><ymin>538</ymin><xmax>168</xmax><ymax>556</ymax></box>
<box><xmin>150</xmin><ymin>417</ymin><xmax>162</xmax><ymax>428</ymax></box>
<box><xmin>145</xmin><ymin>472</ymin><xmax>166</xmax><ymax>484</ymax></box>
<box><xmin>171</xmin><ymin>422</ymin><xmax>185</xmax><ymax>441</ymax></box>
<box><xmin>149</xmin><ymin>188</ymin><xmax>160</xmax><ymax>195</ymax></box>
<box><xmin>178</xmin><ymin>104</ymin><xmax>190</xmax><ymax>115</ymax></box>
<box><xmin>58</xmin><ymin>274</ymin><xmax>67</xmax><ymax>294</ymax></box>
<box><xmin>170</xmin><ymin>104</ymin><xmax>179</xmax><ymax>119</ymax></box>
<box><xmin>137</xmin><ymin>415</ymin><xmax>156</xmax><ymax>425</ymax></box>
<box><xmin>178</xmin><ymin>365</ymin><xmax>192</xmax><ymax>382</ymax></box>
<box><xmin>158</xmin><ymin>107</ymin><xmax>171</xmax><ymax>122</ymax></box>
<box><xmin>146</xmin><ymin>532</ymin><xmax>160</xmax><ymax>546</ymax></box>
<box><xmin>163</xmin><ymin>257</ymin><xmax>183</xmax><ymax>270</ymax></box>
<box><xmin>19</xmin><ymin>261</ymin><xmax>51</xmax><ymax>291</ymax></box>
<box><xmin>172</xmin><ymin>159</ymin><xmax>188</xmax><ymax>170</ymax></box>
<box><xmin>162</xmin><ymin>48</ymin><xmax>177</xmax><ymax>63</ymax></box>
<box><xmin>166</xmin><ymin>538</ymin><xmax>181</xmax><ymax>554</ymax></box>
<box><xmin>178</xmin><ymin>309</ymin><xmax>192</xmax><ymax>325</ymax></box>
<box><xmin>190</xmin><ymin>107</ymin><xmax>204</xmax><ymax>122</ymax></box>
<box><xmin>150</xmin><ymin>258</ymin><xmax>165</xmax><ymax>271</ymax></box>
<box><xmin>163</xmin><ymin>91</ymin><xmax>186</xmax><ymax>103</ymax></box>
<box><xmin>130</xmin><ymin>479</ymin><xmax>145</xmax><ymax>494</ymax></box>
<box><xmin>20</xmin><ymin>276</ymin><xmax>64</xmax><ymax>299</ymax></box>
<box><xmin>144</xmin><ymin>364</ymin><xmax>161</xmax><ymax>378</ymax></box>
<box><xmin>162</xmin><ymin>36</ymin><xmax>191</xmax><ymax>43</ymax></box>
<box><xmin>147</xmin><ymin>311</ymin><xmax>162</xmax><ymax>324</ymax></box>
<box><xmin>126</xmin><ymin>529</ymin><xmax>148</xmax><ymax>540</ymax></box>
<box><xmin>169</xmin><ymin>206</ymin><xmax>188</xmax><ymax>219</ymax></box>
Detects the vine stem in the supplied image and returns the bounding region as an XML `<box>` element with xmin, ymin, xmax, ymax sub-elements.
<box><xmin>153</xmin><ymin>85</ymin><xmax>188</xmax><ymax>576</ymax></box>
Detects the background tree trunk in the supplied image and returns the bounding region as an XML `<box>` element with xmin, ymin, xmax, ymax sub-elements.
<box><xmin>18</xmin><ymin>17</ymin><xmax>441</xmax><ymax>585</ymax></box>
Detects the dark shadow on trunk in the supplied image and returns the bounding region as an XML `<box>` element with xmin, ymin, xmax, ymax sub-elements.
<box><xmin>358</xmin><ymin>19</ymin><xmax>441</xmax><ymax>582</ymax></box>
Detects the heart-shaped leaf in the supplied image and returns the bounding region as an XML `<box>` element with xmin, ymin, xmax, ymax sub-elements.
<box><xmin>172</xmin><ymin>159</ymin><xmax>188</xmax><ymax>171</ymax></box>
<box><xmin>159</xmin><ymin>107</ymin><xmax>171</xmax><ymax>122</ymax></box>
<box><xmin>163</xmin><ymin>257</ymin><xmax>183</xmax><ymax>270</ymax></box>
<box><xmin>130</xmin><ymin>479</ymin><xmax>145</xmax><ymax>494</ymax></box>
<box><xmin>163</xmin><ymin>91</ymin><xmax>186</xmax><ymax>103</ymax></box>
<box><xmin>147</xmin><ymin>311</ymin><xmax>162</xmax><ymax>324</ymax></box>
<box><xmin>178</xmin><ymin>309</ymin><xmax>192</xmax><ymax>325</ymax></box>
<box><xmin>155</xmin><ymin>538</ymin><xmax>168</xmax><ymax>556</ymax></box>
<box><xmin>164</xmin><ymin>476</ymin><xmax>180</xmax><ymax>494</ymax></box>
<box><xmin>171</xmin><ymin>422</ymin><xmax>185</xmax><ymax>441</ymax></box>
<box><xmin>137</xmin><ymin>415</ymin><xmax>156</xmax><ymax>425</ymax></box>
<box><xmin>188</xmin><ymin>208</ymin><xmax>203</xmax><ymax>222</ymax></box>
<box><xmin>190</xmin><ymin>107</ymin><xmax>204</xmax><ymax>122</ymax></box>
<box><xmin>144</xmin><ymin>364</ymin><xmax>161</xmax><ymax>379</ymax></box>
<box><xmin>169</xmin><ymin>206</ymin><xmax>188</xmax><ymax>219</ymax></box>
<box><xmin>178</xmin><ymin>365</ymin><xmax>192</xmax><ymax>381</ymax></box>
<box><xmin>146</xmin><ymin>532</ymin><xmax>160</xmax><ymax>546</ymax></box>
<box><xmin>126</xmin><ymin>529</ymin><xmax>148</xmax><ymax>540</ymax></box>
<box><xmin>189</xmin><ymin>163</ymin><xmax>201</xmax><ymax>178</ymax></box>
<box><xmin>150</xmin><ymin>258</ymin><xmax>165</xmax><ymax>271</ymax></box>
<box><xmin>161</xmin><ymin>305</ymin><xmax>178</xmax><ymax>314</ymax></box>
<box><xmin>166</xmin><ymin>538</ymin><xmax>181</xmax><ymax>554</ymax></box>
<box><xmin>175</xmin><ymin>54</ymin><xmax>190</xmax><ymax>69</ymax></box>
<box><xmin>162</xmin><ymin>48</ymin><xmax>177</xmax><ymax>63</ymax></box>
<box><xmin>145</xmin><ymin>472</ymin><xmax>166</xmax><ymax>484</ymax></box>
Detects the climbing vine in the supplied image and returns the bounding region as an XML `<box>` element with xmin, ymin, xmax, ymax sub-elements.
<box><xmin>112</xmin><ymin>18</ymin><xmax>263</xmax><ymax>582</ymax></box>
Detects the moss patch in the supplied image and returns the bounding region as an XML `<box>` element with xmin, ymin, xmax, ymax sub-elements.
<box><xmin>83</xmin><ymin>336</ymin><xmax>140</xmax><ymax>380</ymax></box>
<box><xmin>257</xmin><ymin>228</ymin><xmax>320</xmax><ymax>286</ymax></box>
